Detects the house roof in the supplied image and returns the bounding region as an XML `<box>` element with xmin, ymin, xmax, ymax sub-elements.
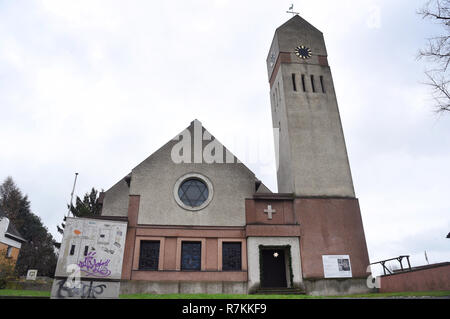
<box><xmin>0</xmin><ymin>209</ymin><xmax>27</xmax><ymax>243</ymax></box>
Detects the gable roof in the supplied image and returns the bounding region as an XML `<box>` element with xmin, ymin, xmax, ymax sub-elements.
<box><xmin>0</xmin><ymin>209</ymin><xmax>27</xmax><ymax>243</ymax></box>
<box><xmin>104</xmin><ymin>119</ymin><xmax>273</xmax><ymax>194</ymax></box>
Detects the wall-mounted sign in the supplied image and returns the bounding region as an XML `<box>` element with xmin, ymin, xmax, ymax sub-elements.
<box><xmin>322</xmin><ymin>255</ymin><xmax>352</xmax><ymax>278</ymax></box>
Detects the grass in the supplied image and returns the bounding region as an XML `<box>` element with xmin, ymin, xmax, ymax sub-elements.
<box><xmin>0</xmin><ymin>289</ymin><xmax>448</xmax><ymax>299</ymax></box>
<box><xmin>120</xmin><ymin>293</ymin><xmax>320</xmax><ymax>299</ymax></box>
<box><xmin>0</xmin><ymin>289</ymin><xmax>51</xmax><ymax>297</ymax></box>
<box><xmin>119</xmin><ymin>291</ymin><xmax>450</xmax><ymax>299</ymax></box>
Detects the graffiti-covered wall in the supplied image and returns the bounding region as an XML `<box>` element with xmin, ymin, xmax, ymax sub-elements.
<box><xmin>51</xmin><ymin>217</ymin><xmax>127</xmax><ymax>299</ymax></box>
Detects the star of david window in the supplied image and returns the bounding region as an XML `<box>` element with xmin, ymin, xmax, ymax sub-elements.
<box><xmin>178</xmin><ymin>179</ymin><xmax>209</xmax><ymax>208</ymax></box>
<box><xmin>174</xmin><ymin>173</ymin><xmax>213</xmax><ymax>211</ymax></box>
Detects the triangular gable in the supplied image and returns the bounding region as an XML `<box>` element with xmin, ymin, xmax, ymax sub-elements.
<box><xmin>103</xmin><ymin>119</ymin><xmax>272</xmax><ymax>194</ymax></box>
<box><xmin>132</xmin><ymin>119</ymin><xmax>257</xmax><ymax>177</ymax></box>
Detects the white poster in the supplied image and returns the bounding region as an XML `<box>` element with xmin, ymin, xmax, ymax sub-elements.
<box><xmin>322</xmin><ymin>255</ymin><xmax>352</xmax><ymax>278</ymax></box>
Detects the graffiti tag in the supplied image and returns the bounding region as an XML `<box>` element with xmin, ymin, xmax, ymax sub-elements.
<box><xmin>78</xmin><ymin>252</ymin><xmax>112</xmax><ymax>277</ymax></box>
<box><xmin>56</xmin><ymin>278</ymin><xmax>107</xmax><ymax>299</ymax></box>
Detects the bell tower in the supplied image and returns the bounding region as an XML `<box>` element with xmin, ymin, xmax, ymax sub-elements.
<box><xmin>268</xmin><ymin>15</ymin><xmax>355</xmax><ymax>197</ymax></box>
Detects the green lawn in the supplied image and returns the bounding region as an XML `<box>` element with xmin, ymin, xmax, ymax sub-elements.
<box><xmin>120</xmin><ymin>291</ymin><xmax>450</xmax><ymax>299</ymax></box>
<box><xmin>0</xmin><ymin>289</ymin><xmax>51</xmax><ymax>297</ymax></box>
<box><xmin>1</xmin><ymin>289</ymin><xmax>448</xmax><ymax>299</ymax></box>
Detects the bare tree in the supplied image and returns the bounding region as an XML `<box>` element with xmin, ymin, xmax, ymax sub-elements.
<box><xmin>418</xmin><ymin>0</ymin><xmax>450</xmax><ymax>113</ymax></box>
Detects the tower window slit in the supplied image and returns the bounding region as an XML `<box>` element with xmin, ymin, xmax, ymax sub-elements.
<box><xmin>277</xmin><ymin>82</ymin><xmax>281</xmax><ymax>103</ymax></box>
<box><xmin>292</xmin><ymin>74</ymin><xmax>297</xmax><ymax>91</ymax></box>
<box><xmin>301</xmin><ymin>74</ymin><xmax>306</xmax><ymax>92</ymax></box>
<box><xmin>275</xmin><ymin>87</ymin><xmax>278</xmax><ymax>108</ymax></box>
<box><xmin>311</xmin><ymin>75</ymin><xmax>316</xmax><ymax>93</ymax></box>
<box><xmin>320</xmin><ymin>76</ymin><xmax>326</xmax><ymax>93</ymax></box>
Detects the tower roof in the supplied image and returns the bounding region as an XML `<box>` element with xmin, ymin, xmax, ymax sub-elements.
<box><xmin>267</xmin><ymin>14</ymin><xmax>328</xmax><ymax>64</ymax></box>
<box><xmin>276</xmin><ymin>14</ymin><xmax>323</xmax><ymax>35</ymax></box>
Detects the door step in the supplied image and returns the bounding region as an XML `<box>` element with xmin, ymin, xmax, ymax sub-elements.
<box><xmin>253</xmin><ymin>288</ymin><xmax>306</xmax><ymax>295</ymax></box>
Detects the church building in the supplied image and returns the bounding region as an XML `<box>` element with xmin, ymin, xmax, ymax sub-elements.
<box><xmin>100</xmin><ymin>15</ymin><xmax>371</xmax><ymax>296</ymax></box>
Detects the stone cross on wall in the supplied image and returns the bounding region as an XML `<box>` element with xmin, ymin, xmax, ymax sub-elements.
<box><xmin>264</xmin><ymin>205</ymin><xmax>276</xmax><ymax>220</ymax></box>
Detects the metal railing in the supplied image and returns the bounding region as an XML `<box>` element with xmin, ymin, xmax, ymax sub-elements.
<box><xmin>370</xmin><ymin>255</ymin><xmax>412</xmax><ymax>276</ymax></box>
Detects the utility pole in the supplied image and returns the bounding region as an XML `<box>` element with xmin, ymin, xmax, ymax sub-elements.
<box><xmin>67</xmin><ymin>173</ymin><xmax>79</xmax><ymax>218</ymax></box>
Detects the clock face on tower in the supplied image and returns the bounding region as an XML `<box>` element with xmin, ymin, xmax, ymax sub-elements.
<box><xmin>294</xmin><ymin>45</ymin><xmax>312</xmax><ymax>60</ymax></box>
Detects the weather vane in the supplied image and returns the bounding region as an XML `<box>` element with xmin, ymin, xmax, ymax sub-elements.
<box><xmin>286</xmin><ymin>4</ymin><xmax>299</xmax><ymax>16</ymax></box>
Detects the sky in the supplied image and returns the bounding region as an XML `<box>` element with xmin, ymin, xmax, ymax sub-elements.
<box><xmin>0</xmin><ymin>0</ymin><xmax>449</xmax><ymax>275</ymax></box>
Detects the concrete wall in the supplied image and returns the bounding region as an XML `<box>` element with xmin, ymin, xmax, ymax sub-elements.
<box><xmin>6</xmin><ymin>277</ymin><xmax>53</xmax><ymax>291</ymax></box>
<box><xmin>267</xmin><ymin>15</ymin><xmax>355</xmax><ymax>197</ymax></box>
<box><xmin>380</xmin><ymin>263</ymin><xmax>450</xmax><ymax>293</ymax></box>
<box><xmin>130</xmin><ymin>120</ymin><xmax>256</xmax><ymax>227</ymax></box>
<box><xmin>51</xmin><ymin>278</ymin><xmax>121</xmax><ymax>299</ymax></box>
<box><xmin>120</xmin><ymin>280</ymin><xmax>247</xmax><ymax>295</ymax></box>
<box><xmin>304</xmin><ymin>278</ymin><xmax>372</xmax><ymax>296</ymax></box>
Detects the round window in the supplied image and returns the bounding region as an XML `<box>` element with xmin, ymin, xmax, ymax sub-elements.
<box><xmin>178</xmin><ymin>179</ymin><xmax>209</xmax><ymax>208</ymax></box>
<box><xmin>174</xmin><ymin>173</ymin><xmax>213</xmax><ymax>211</ymax></box>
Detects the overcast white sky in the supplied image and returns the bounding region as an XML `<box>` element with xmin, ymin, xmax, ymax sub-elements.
<box><xmin>1</xmin><ymin>0</ymin><xmax>449</xmax><ymax>273</ymax></box>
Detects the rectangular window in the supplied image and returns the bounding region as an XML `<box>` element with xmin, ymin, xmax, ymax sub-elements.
<box><xmin>181</xmin><ymin>241</ymin><xmax>201</xmax><ymax>271</ymax></box>
<box><xmin>320</xmin><ymin>76</ymin><xmax>326</xmax><ymax>93</ymax></box>
<box><xmin>301</xmin><ymin>74</ymin><xmax>307</xmax><ymax>92</ymax></box>
<box><xmin>69</xmin><ymin>244</ymin><xmax>75</xmax><ymax>256</ymax></box>
<box><xmin>222</xmin><ymin>242</ymin><xmax>242</xmax><ymax>271</ymax></box>
<box><xmin>291</xmin><ymin>74</ymin><xmax>297</xmax><ymax>91</ymax></box>
<box><xmin>139</xmin><ymin>241</ymin><xmax>160</xmax><ymax>270</ymax></box>
<box><xmin>6</xmin><ymin>246</ymin><xmax>12</xmax><ymax>258</ymax></box>
<box><xmin>311</xmin><ymin>75</ymin><xmax>316</xmax><ymax>93</ymax></box>
<box><xmin>83</xmin><ymin>246</ymin><xmax>89</xmax><ymax>256</ymax></box>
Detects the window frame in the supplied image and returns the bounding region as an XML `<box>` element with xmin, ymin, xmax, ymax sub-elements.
<box><xmin>218</xmin><ymin>239</ymin><xmax>247</xmax><ymax>272</ymax></box>
<box><xmin>176</xmin><ymin>238</ymin><xmax>206</xmax><ymax>271</ymax></box>
<box><xmin>180</xmin><ymin>241</ymin><xmax>202</xmax><ymax>271</ymax></box>
<box><xmin>173</xmin><ymin>173</ymin><xmax>214</xmax><ymax>212</ymax></box>
<box><xmin>138</xmin><ymin>240</ymin><xmax>161</xmax><ymax>271</ymax></box>
<box><xmin>5</xmin><ymin>246</ymin><xmax>13</xmax><ymax>258</ymax></box>
<box><xmin>133</xmin><ymin>237</ymin><xmax>165</xmax><ymax>271</ymax></box>
<box><xmin>222</xmin><ymin>242</ymin><xmax>242</xmax><ymax>271</ymax></box>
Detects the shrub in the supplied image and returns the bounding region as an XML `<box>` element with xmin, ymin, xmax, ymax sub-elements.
<box><xmin>0</xmin><ymin>249</ymin><xmax>18</xmax><ymax>289</ymax></box>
